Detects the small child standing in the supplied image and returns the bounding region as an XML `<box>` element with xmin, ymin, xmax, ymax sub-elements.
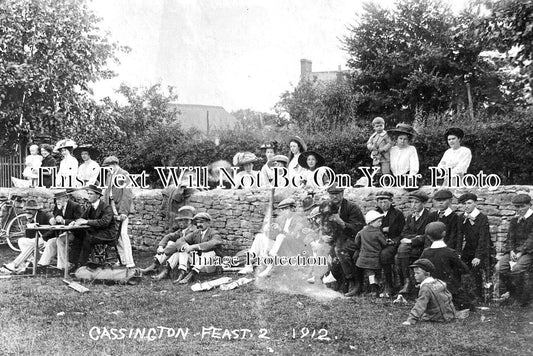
<box><xmin>402</xmin><ymin>258</ymin><xmax>456</xmax><ymax>325</ymax></box>
<box><xmin>366</xmin><ymin>117</ymin><xmax>392</xmax><ymax>175</ymax></box>
<box><xmin>352</xmin><ymin>210</ymin><xmax>388</xmax><ymax>297</ymax></box>
<box><xmin>22</xmin><ymin>144</ymin><xmax>43</xmax><ymax>187</ymax></box>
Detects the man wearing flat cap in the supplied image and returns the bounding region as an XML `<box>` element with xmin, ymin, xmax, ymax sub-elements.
<box><xmin>141</xmin><ymin>206</ymin><xmax>197</xmax><ymax>280</ymax></box>
<box><xmin>497</xmin><ymin>193</ymin><xmax>533</xmax><ymax>306</ymax></box>
<box><xmin>425</xmin><ymin>189</ymin><xmax>461</xmax><ymax>253</ymax></box>
<box><xmin>457</xmin><ymin>192</ymin><xmax>493</xmax><ymax>303</ymax></box>
<box><xmin>325</xmin><ymin>184</ymin><xmax>365</xmax><ymax>296</ymax></box>
<box><xmin>172</xmin><ymin>212</ymin><xmax>223</xmax><ymax>284</ymax></box>
<box><xmin>102</xmin><ymin>156</ymin><xmax>135</xmax><ymax>268</ymax></box>
<box><xmin>374</xmin><ymin>190</ymin><xmax>405</xmax><ymax>297</ymax></box>
<box><xmin>69</xmin><ymin>184</ymin><xmax>117</xmax><ymax>268</ymax></box>
<box><xmin>397</xmin><ymin>190</ymin><xmax>431</xmax><ymax>295</ymax></box>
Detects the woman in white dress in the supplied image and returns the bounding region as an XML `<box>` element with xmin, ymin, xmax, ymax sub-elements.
<box><xmin>74</xmin><ymin>144</ymin><xmax>101</xmax><ymax>186</ymax></box>
<box><xmin>388</xmin><ymin>123</ymin><xmax>419</xmax><ymax>176</ymax></box>
<box><xmin>259</xmin><ymin>142</ymin><xmax>278</xmax><ymax>186</ymax></box>
<box><xmin>54</xmin><ymin>139</ymin><xmax>79</xmax><ymax>188</ymax></box>
<box><xmin>233</xmin><ymin>152</ymin><xmax>262</xmax><ymax>189</ymax></box>
<box><xmin>438</xmin><ymin>127</ymin><xmax>472</xmax><ymax>178</ymax></box>
<box><xmin>287</xmin><ymin>136</ymin><xmax>307</xmax><ymax>180</ymax></box>
<box><xmin>297</xmin><ymin>151</ymin><xmax>329</xmax><ymax>189</ymax></box>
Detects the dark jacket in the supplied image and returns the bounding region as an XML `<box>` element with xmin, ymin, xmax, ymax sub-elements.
<box><xmin>174</xmin><ymin>228</ymin><xmax>223</xmax><ymax>256</ymax></box>
<box><xmin>459</xmin><ymin>211</ymin><xmax>492</xmax><ymax>264</ymax></box>
<box><xmin>40</xmin><ymin>155</ymin><xmax>57</xmax><ymax>188</ymax></box>
<box><xmin>354</xmin><ymin>225</ymin><xmax>387</xmax><ymax>269</ymax></box>
<box><xmin>377</xmin><ymin>205</ymin><xmax>405</xmax><ymax>245</ymax></box>
<box><xmin>404</xmin><ymin>208</ymin><xmax>432</xmax><ymax>257</ymax></box>
<box><xmin>162</xmin><ymin>225</ymin><xmax>197</xmax><ymax>254</ymax></box>
<box><xmin>82</xmin><ymin>200</ymin><xmax>117</xmax><ymax>241</ymax></box>
<box><xmin>504</xmin><ymin>214</ymin><xmax>533</xmax><ymax>254</ymax></box>
<box><xmin>420</xmin><ymin>245</ymin><xmax>469</xmax><ymax>295</ymax></box>
<box><xmin>333</xmin><ymin>198</ymin><xmax>365</xmax><ymax>245</ymax></box>
<box><xmin>53</xmin><ymin>200</ymin><xmax>83</xmax><ymax>225</ymax></box>
<box><xmin>407</xmin><ymin>278</ymin><xmax>456</xmax><ymax>324</ymax></box>
<box><xmin>26</xmin><ymin>210</ymin><xmax>53</xmax><ymax>239</ymax></box>
<box><xmin>428</xmin><ymin>210</ymin><xmax>461</xmax><ymax>253</ymax></box>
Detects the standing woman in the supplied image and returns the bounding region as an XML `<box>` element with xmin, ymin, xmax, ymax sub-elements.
<box><xmin>259</xmin><ymin>142</ymin><xmax>278</xmax><ymax>186</ymax></box>
<box><xmin>54</xmin><ymin>139</ymin><xmax>79</xmax><ymax>188</ymax></box>
<box><xmin>438</xmin><ymin>128</ymin><xmax>472</xmax><ymax>180</ymax></box>
<box><xmin>388</xmin><ymin>124</ymin><xmax>419</xmax><ymax>176</ymax></box>
<box><xmin>40</xmin><ymin>144</ymin><xmax>57</xmax><ymax>188</ymax></box>
<box><xmin>233</xmin><ymin>152</ymin><xmax>261</xmax><ymax>189</ymax></box>
<box><xmin>287</xmin><ymin>136</ymin><xmax>307</xmax><ymax>180</ymax></box>
<box><xmin>298</xmin><ymin>150</ymin><xmax>328</xmax><ymax>189</ymax></box>
<box><xmin>75</xmin><ymin>144</ymin><xmax>101</xmax><ymax>186</ymax></box>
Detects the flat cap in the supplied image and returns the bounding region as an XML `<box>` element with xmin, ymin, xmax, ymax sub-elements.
<box><xmin>425</xmin><ymin>222</ymin><xmax>446</xmax><ymax>240</ymax></box>
<box><xmin>102</xmin><ymin>156</ymin><xmax>120</xmax><ymax>167</ymax></box>
<box><xmin>193</xmin><ymin>212</ymin><xmax>212</xmax><ymax>221</ymax></box>
<box><xmin>458</xmin><ymin>193</ymin><xmax>478</xmax><ymax>204</ymax></box>
<box><xmin>327</xmin><ymin>183</ymin><xmax>345</xmax><ymax>194</ymax></box>
<box><xmin>53</xmin><ymin>190</ymin><xmax>70</xmax><ymax>199</ymax></box>
<box><xmin>175</xmin><ymin>206</ymin><xmax>196</xmax><ymax>220</ymax></box>
<box><xmin>277</xmin><ymin>197</ymin><xmax>296</xmax><ymax>209</ymax></box>
<box><xmin>375</xmin><ymin>191</ymin><xmax>393</xmax><ymax>200</ymax></box>
<box><xmin>409</xmin><ymin>258</ymin><xmax>436</xmax><ymax>274</ymax></box>
<box><xmin>408</xmin><ymin>190</ymin><xmax>429</xmax><ymax>203</ymax></box>
<box><xmin>433</xmin><ymin>189</ymin><xmax>453</xmax><ymax>200</ymax></box>
<box><xmin>511</xmin><ymin>193</ymin><xmax>532</xmax><ymax>205</ymax></box>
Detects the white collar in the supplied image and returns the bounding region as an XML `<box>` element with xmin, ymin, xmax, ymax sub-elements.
<box><xmin>92</xmin><ymin>200</ymin><xmax>100</xmax><ymax>210</ymax></box>
<box><xmin>466</xmin><ymin>208</ymin><xmax>480</xmax><ymax>219</ymax></box>
<box><xmin>439</xmin><ymin>207</ymin><xmax>453</xmax><ymax>217</ymax></box>
<box><xmin>522</xmin><ymin>209</ymin><xmax>533</xmax><ymax>220</ymax></box>
<box><xmin>415</xmin><ymin>208</ymin><xmax>425</xmax><ymax>219</ymax></box>
<box><xmin>431</xmin><ymin>240</ymin><xmax>447</xmax><ymax>248</ymax></box>
<box><xmin>420</xmin><ymin>276</ymin><xmax>435</xmax><ymax>286</ymax></box>
<box><xmin>378</xmin><ymin>131</ymin><xmax>387</xmax><ymax>137</ymax></box>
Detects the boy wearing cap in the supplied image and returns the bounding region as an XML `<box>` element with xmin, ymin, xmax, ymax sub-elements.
<box><xmin>397</xmin><ymin>190</ymin><xmax>431</xmax><ymax>295</ymax></box>
<box><xmin>1</xmin><ymin>199</ymin><xmax>54</xmax><ymax>274</ymax></box>
<box><xmin>420</xmin><ymin>222</ymin><xmax>472</xmax><ymax>310</ymax></box>
<box><xmin>402</xmin><ymin>258</ymin><xmax>456</xmax><ymax>325</ymax></box>
<box><xmin>142</xmin><ymin>206</ymin><xmax>197</xmax><ymax>280</ymax></box>
<box><xmin>102</xmin><ymin>156</ymin><xmax>135</xmax><ymax>268</ymax></box>
<box><xmin>172</xmin><ymin>212</ymin><xmax>223</xmax><ymax>284</ymax></box>
<box><xmin>425</xmin><ymin>189</ymin><xmax>461</xmax><ymax>253</ymax></box>
<box><xmin>352</xmin><ymin>210</ymin><xmax>388</xmax><ymax>297</ymax></box>
<box><xmin>375</xmin><ymin>191</ymin><xmax>405</xmax><ymax>297</ymax></box>
<box><xmin>38</xmin><ymin>191</ymin><xmax>84</xmax><ymax>271</ymax></box>
<box><xmin>458</xmin><ymin>193</ymin><xmax>493</xmax><ymax>302</ymax></box>
<box><xmin>366</xmin><ymin>117</ymin><xmax>392</xmax><ymax>175</ymax></box>
<box><xmin>497</xmin><ymin>193</ymin><xmax>533</xmax><ymax>306</ymax></box>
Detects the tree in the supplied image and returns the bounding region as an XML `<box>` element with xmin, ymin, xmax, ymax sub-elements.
<box><xmin>0</xmin><ymin>0</ymin><xmax>126</xmax><ymax>154</ymax></box>
<box><xmin>231</xmin><ymin>109</ymin><xmax>279</xmax><ymax>130</ymax></box>
<box><xmin>343</xmin><ymin>0</ymin><xmax>521</xmax><ymax>123</ymax></box>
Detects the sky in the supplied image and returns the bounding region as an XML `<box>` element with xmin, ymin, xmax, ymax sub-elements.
<box><xmin>89</xmin><ymin>0</ymin><xmax>468</xmax><ymax>113</ymax></box>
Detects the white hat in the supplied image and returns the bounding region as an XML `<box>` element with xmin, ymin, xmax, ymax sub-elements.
<box><xmin>365</xmin><ymin>210</ymin><xmax>384</xmax><ymax>225</ymax></box>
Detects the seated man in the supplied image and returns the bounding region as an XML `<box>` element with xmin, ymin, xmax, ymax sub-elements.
<box><xmin>1</xmin><ymin>199</ymin><xmax>54</xmax><ymax>274</ymax></box>
<box><xmin>402</xmin><ymin>259</ymin><xmax>456</xmax><ymax>325</ymax></box>
<box><xmin>140</xmin><ymin>206</ymin><xmax>197</xmax><ymax>280</ymax></box>
<box><xmin>69</xmin><ymin>184</ymin><xmax>117</xmax><ymax>268</ymax></box>
<box><xmin>38</xmin><ymin>190</ymin><xmax>84</xmax><ymax>270</ymax></box>
<box><xmin>496</xmin><ymin>193</ymin><xmax>533</xmax><ymax>306</ymax></box>
<box><xmin>172</xmin><ymin>212</ymin><xmax>223</xmax><ymax>284</ymax></box>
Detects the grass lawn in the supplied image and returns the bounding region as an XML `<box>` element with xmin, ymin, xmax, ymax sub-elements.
<box><xmin>0</xmin><ymin>245</ymin><xmax>532</xmax><ymax>356</ymax></box>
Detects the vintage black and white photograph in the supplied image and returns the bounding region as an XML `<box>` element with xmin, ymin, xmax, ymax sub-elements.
<box><xmin>0</xmin><ymin>0</ymin><xmax>532</xmax><ymax>355</ymax></box>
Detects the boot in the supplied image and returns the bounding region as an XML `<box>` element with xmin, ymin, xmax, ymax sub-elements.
<box><xmin>152</xmin><ymin>265</ymin><xmax>170</xmax><ymax>281</ymax></box>
<box><xmin>398</xmin><ymin>278</ymin><xmax>411</xmax><ymax>295</ymax></box>
<box><xmin>178</xmin><ymin>270</ymin><xmax>198</xmax><ymax>284</ymax></box>
<box><xmin>172</xmin><ymin>269</ymin><xmax>187</xmax><ymax>284</ymax></box>
<box><xmin>371</xmin><ymin>283</ymin><xmax>380</xmax><ymax>298</ymax></box>
<box><xmin>140</xmin><ymin>259</ymin><xmax>159</xmax><ymax>274</ymax></box>
<box><xmin>518</xmin><ymin>272</ymin><xmax>532</xmax><ymax>307</ymax></box>
<box><xmin>381</xmin><ymin>264</ymin><xmax>393</xmax><ymax>298</ymax></box>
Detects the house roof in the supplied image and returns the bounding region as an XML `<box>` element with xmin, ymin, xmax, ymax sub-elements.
<box><xmin>169</xmin><ymin>103</ymin><xmax>237</xmax><ymax>132</ymax></box>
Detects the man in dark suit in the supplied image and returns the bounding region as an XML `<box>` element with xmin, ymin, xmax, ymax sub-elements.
<box><xmin>172</xmin><ymin>212</ymin><xmax>223</xmax><ymax>284</ymax></box>
<box><xmin>397</xmin><ymin>190</ymin><xmax>431</xmax><ymax>295</ymax></box>
<box><xmin>324</xmin><ymin>184</ymin><xmax>365</xmax><ymax>297</ymax></box>
<box><xmin>375</xmin><ymin>191</ymin><xmax>405</xmax><ymax>297</ymax></box>
<box><xmin>38</xmin><ymin>190</ymin><xmax>84</xmax><ymax>270</ymax></box>
<box><xmin>70</xmin><ymin>184</ymin><xmax>117</xmax><ymax>267</ymax></box>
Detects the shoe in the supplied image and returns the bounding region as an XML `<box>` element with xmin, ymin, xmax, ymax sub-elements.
<box><xmin>178</xmin><ymin>270</ymin><xmax>197</xmax><ymax>284</ymax></box>
<box><xmin>306</xmin><ymin>276</ymin><xmax>316</xmax><ymax>284</ymax></box>
<box><xmin>398</xmin><ymin>279</ymin><xmax>410</xmax><ymax>294</ymax></box>
<box><xmin>152</xmin><ymin>268</ymin><xmax>169</xmax><ymax>281</ymax></box>
<box><xmin>238</xmin><ymin>265</ymin><xmax>254</xmax><ymax>275</ymax></box>
<box><xmin>257</xmin><ymin>265</ymin><xmax>274</xmax><ymax>278</ymax></box>
<box><xmin>173</xmin><ymin>269</ymin><xmax>187</xmax><ymax>284</ymax></box>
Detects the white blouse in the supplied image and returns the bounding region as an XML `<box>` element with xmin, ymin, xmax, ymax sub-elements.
<box><xmin>390</xmin><ymin>145</ymin><xmax>419</xmax><ymax>176</ymax></box>
<box><xmin>78</xmin><ymin>160</ymin><xmax>101</xmax><ymax>185</ymax></box>
<box><xmin>438</xmin><ymin>146</ymin><xmax>472</xmax><ymax>176</ymax></box>
<box><xmin>56</xmin><ymin>155</ymin><xmax>80</xmax><ymax>187</ymax></box>
<box><xmin>288</xmin><ymin>153</ymin><xmax>304</xmax><ymax>179</ymax></box>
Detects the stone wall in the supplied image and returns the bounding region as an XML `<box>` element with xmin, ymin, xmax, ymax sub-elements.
<box><xmin>1</xmin><ymin>186</ymin><xmax>531</xmax><ymax>256</ymax></box>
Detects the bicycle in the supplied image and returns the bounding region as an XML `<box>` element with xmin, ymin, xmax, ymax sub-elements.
<box><xmin>0</xmin><ymin>195</ymin><xmax>30</xmax><ymax>252</ymax></box>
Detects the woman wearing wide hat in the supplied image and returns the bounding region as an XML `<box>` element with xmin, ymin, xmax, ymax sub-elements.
<box><xmin>388</xmin><ymin>123</ymin><xmax>419</xmax><ymax>176</ymax></box>
<box><xmin>287</xmin><ymin>136</ymin><xmax>307</xmax><ymax>180</ymax></box>
<box><xmin>259</xmin><ymin>142</ymin><xmax>278</xmax><ymax>186</ymax></box>
<box><xmin>74</xmin><ymin>144</ymin><xmax>101</xmax><ymax>186</ymax></box>
<box><xmin>437</xmin><ymin>127</ymin><xmax>472</xmax><ymax>179</ymax></box>
<box><xmin>54</xmin><ymin>139</ymin><xmax>80</xmax><ymax>188</ymax></box>
<box><xmin>233</xmin><ymin>152</ymin><xmax>262</xmax><ymax>188</ymax></box>
<box><xmin>297</xmin><ymin>150</ymin><xmax>329</xmax><ymax>189</ymax></box>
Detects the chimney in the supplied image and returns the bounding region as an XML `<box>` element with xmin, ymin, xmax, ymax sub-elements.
<box><xmin>300</xmin><ymin>59</ymin><xmax>312</xmax><ymax>82</ymax></box>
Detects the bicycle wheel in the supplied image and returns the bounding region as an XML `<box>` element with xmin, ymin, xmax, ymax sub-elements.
<box><xmin>6</xmin><ymin>213</ymin><xmax>29</xmax><ymax>252</ymax></box>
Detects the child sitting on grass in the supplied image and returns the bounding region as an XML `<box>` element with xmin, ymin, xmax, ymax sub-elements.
<box><xmin>402</xmin><ymin>258</ymin><xmax>456</xmax><ymax>325</ymax></box>
<box><xmin>352</xmin><ymin>210</ymin><xmax>388</xmax><ymax>297</ymax></box>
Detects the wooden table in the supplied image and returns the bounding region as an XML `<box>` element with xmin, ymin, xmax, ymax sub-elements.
<box><xmin>26</xmin><ymin>224</ymin><xmax>90</xmax><ymax>279</ymax></box>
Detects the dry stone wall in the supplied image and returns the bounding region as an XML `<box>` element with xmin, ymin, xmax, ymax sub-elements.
<box><xmin>1</xmin><ymin>186</ymin><xmax>531</xmax><ymax>256</ymax></box>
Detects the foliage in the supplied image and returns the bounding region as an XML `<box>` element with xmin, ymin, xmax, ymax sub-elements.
<box><xmin>231</xmin><ymin>109</ymin><xmax>281</xmax><ymax>130</ymax></box>
<box><xmin>0</xmin><ymin>0</ymin><xmax>126</xmax><ymax>154</ymax></box>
